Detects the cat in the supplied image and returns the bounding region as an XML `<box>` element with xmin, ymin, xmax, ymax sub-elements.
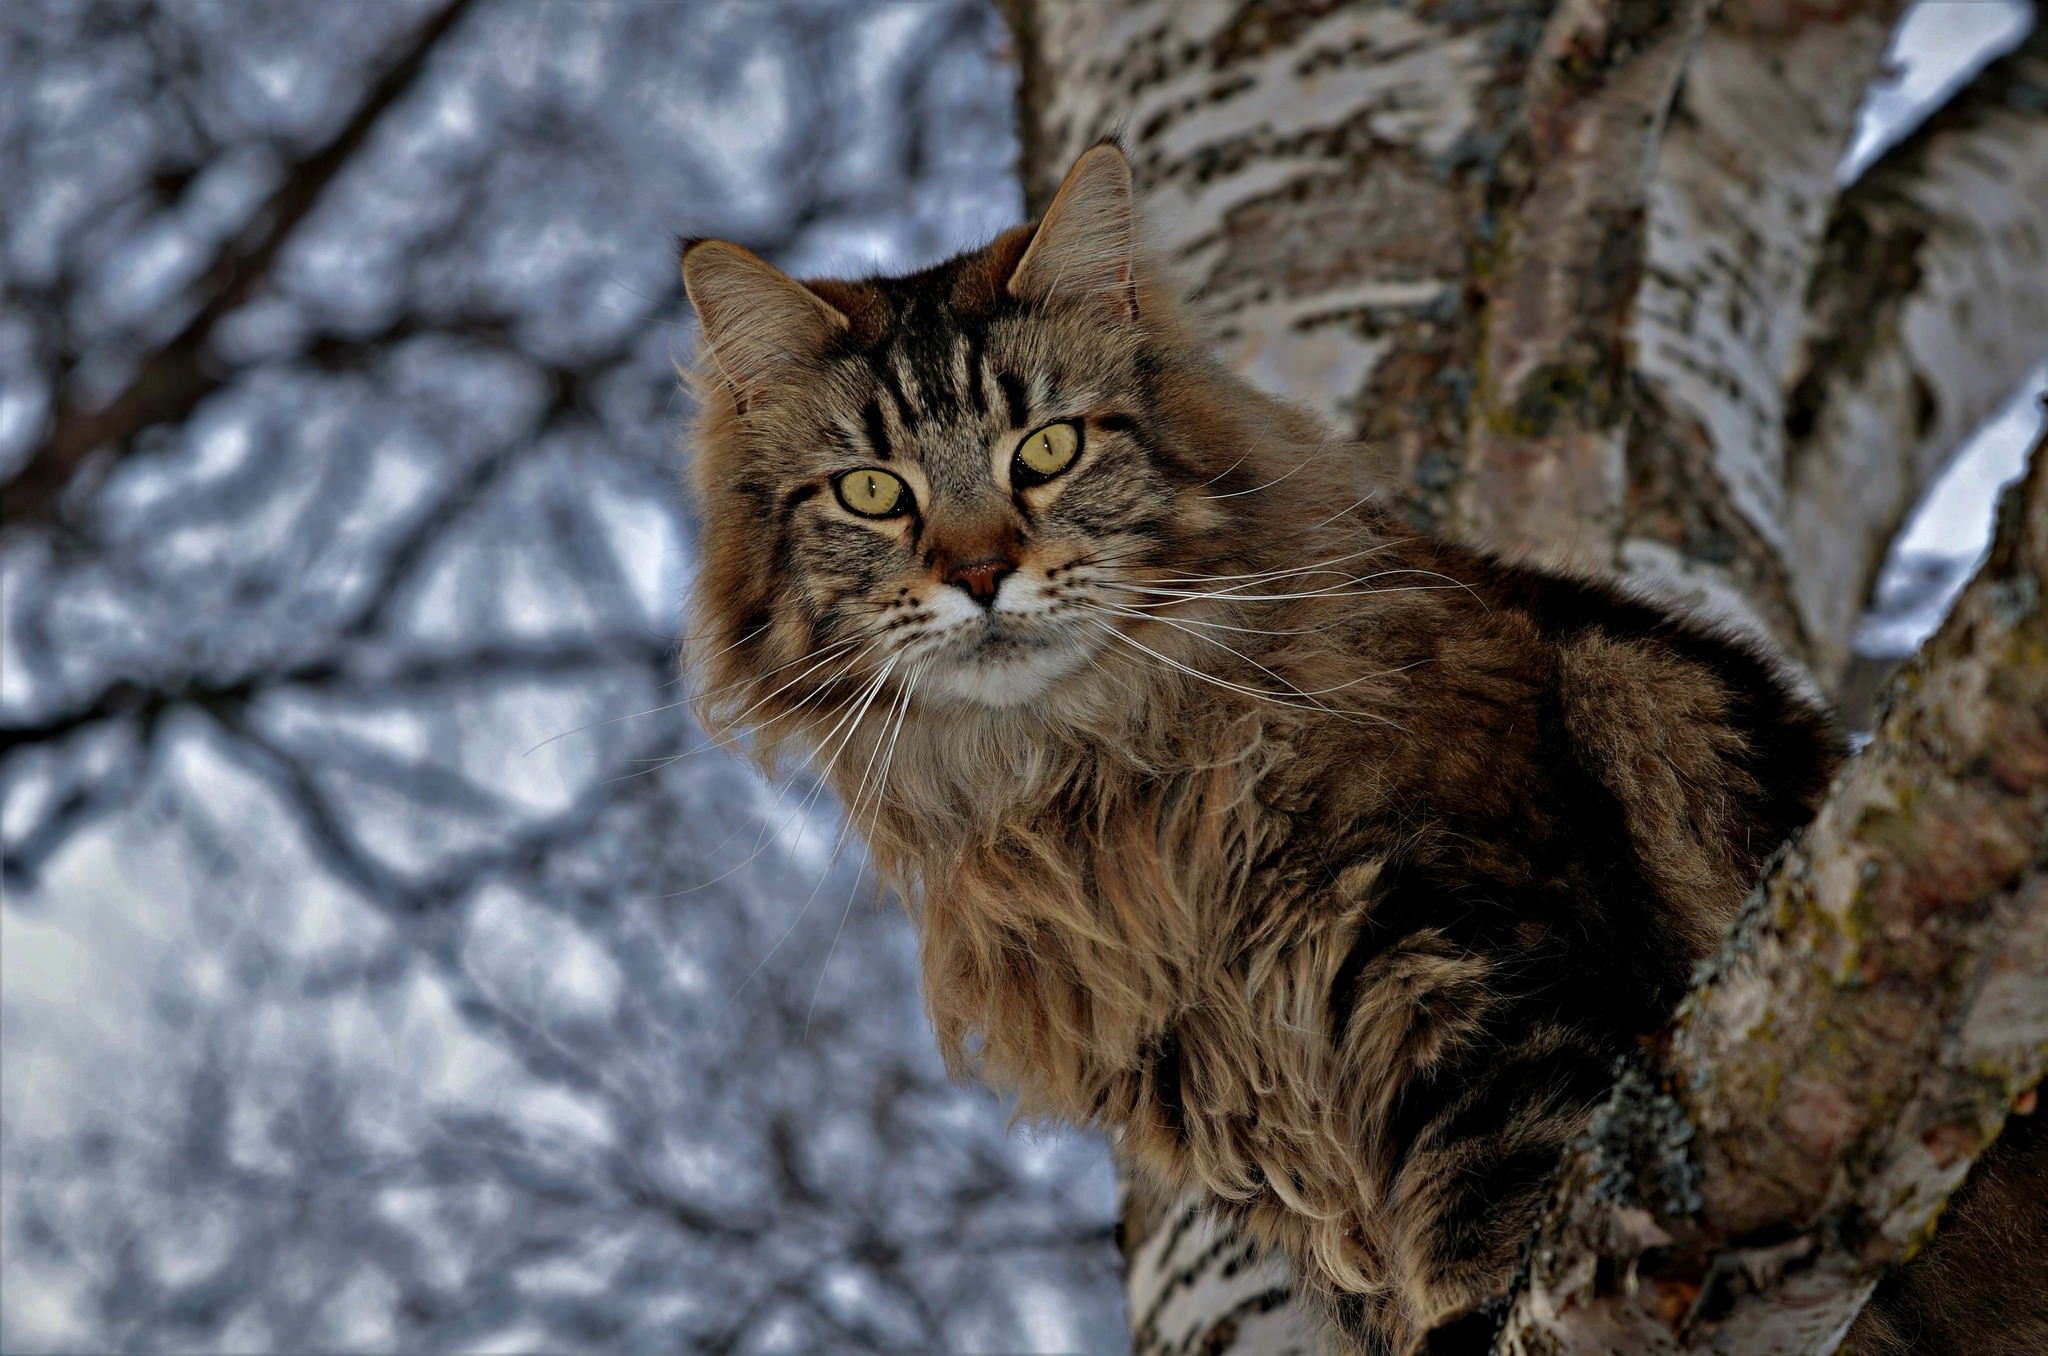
<box><xmin>674</xmin><ymin>142</ymin><xmax>2036</xmax><ymax>1354</ymax></box>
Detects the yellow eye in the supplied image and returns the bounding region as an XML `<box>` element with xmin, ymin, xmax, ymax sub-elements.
<box><xmin>833</xmin><ymin>467</ymin><xmax>911</xmax><ymax>518</ymax></box>
<box><xmin>1014</xmin><ymin>421</ymin><xmax>1081</xmax><ymax>484</ymax></box>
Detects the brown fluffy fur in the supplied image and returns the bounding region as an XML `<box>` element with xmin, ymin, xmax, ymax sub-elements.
<box><xmin>676</xmin><ymin>146</ymin><xmax>1876</xmax><ymax>1353</ymax></box>
<box><xmin>1844</xmin><ymin>1109</ymin><xmax>2048</xmax><ymax>1356</ymax></box>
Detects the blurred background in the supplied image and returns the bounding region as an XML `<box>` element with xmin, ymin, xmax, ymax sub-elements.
<box><xmin>0</xmin><ymin>2</ymin><xmax>2039</xmax><ymax>1353</ymax></box>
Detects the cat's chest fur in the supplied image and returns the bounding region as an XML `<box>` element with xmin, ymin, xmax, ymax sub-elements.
<box><xmin>863</xmin><ymin>689</ymin><xmax>1522</xmax><ymax>1279</ymax></box>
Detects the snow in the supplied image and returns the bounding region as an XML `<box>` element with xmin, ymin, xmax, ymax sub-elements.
<box><xmin>1855</xmin><ymin>364</ymin><xmax>2048</xmax><ymax>659</ymax></box>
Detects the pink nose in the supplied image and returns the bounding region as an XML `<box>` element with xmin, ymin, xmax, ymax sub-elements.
<box><xmin>946</xmin><ymin>558</ymin><xmax>1015</xmax><ymax>605</ymax></box>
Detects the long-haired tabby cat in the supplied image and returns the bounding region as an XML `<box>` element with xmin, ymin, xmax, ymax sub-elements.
<box><xmin>675</xmin><ymin>143</ymin><xmax>2041</xmax><ymax>1354</ymax></box>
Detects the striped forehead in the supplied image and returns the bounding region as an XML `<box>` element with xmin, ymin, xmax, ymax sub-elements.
<box><xmin>873</xmin><ymin>292</ymin><xmax>981</xmax><ymax>419</ymax></box>
<box><xmin>850</xmin><ymin>295</ymin><xmax>1033</xmax><ymax>496</ymax></box>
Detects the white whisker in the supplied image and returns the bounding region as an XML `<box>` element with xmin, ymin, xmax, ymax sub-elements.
<box><xmin>1115</xmin><ymin>603</ymin><xmax>1422</xmax><ymax>691</ymax></box>
<box><xmin>721</xmin><ymin>655</ymin><xmax>902</xmax><ymax>1008</ymax></box>
<box><xmin>806</xmin><ymin>658</ymin><xmax>924</xmax><ymax>1037</ymax></box>
<box><xmin>1083</xmin><ymin>618</ymin><xmax>1368</xmax><ymax>722</ymax></box>
<box><xmin>1118</xmin><ymin>543</ymin><xmax>1402</xmax><ymax>588</ymax></box>
<box><xmin>1074</xmin><ymin>603</ymin><xmax>1329</xmax><ymax>637</ymax></box>
<box><xmin>1198</xmin><ymin>448</ymin><xmax>1253</xmax><ymax>488</ymax></box>
<box><xmin>524</xmin><ymin>692</ymin><xmax>690</xmax><ymax>758</ymax></box>
<box><xmin>526</xmin><ymin>620</ymin><xmax>826</xmax><ymax>756</ymax></box>
<box><xmin>601</xmin><ymin>638</ymin><xmax>874</xmax><ymax>787</ymax></box>
<box><xmin>1199</xmin><ymin>450</ymin><xmax>1316</xmax><ymax>500</ymax></box>
<box><xmin>660</xmin><ymin>654</ymin><xmax>891</xmax><ymax>906</ymax></box>
<box><xmin>1102</xmin><ymin>567</ymin><xmax>1480</xmax><ymax>608</ymax></box>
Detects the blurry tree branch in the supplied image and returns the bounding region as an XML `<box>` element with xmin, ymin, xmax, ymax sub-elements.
<box><xmin>0</xmin><ymin>637</ymin><xmax>672</xmax><ymax>762</ymax></box>
<box><xmin>215</xmin><ymin>695</ymin><xmax>687</xmax><ymax>919</ymax></box>
<box><xmin>0</xmin><ymin>299</ymin><xmax>663</xmax><ymax>878</ymax></box>
<box><xmin>1</xmin><ymin>0</ymin><xmax>478</xmax><ymax>529</ymax></box>
<box><xmin>5</xmin><ymin>6</ymin><xmax>1129</xmax><ymax>1352</ymax></box>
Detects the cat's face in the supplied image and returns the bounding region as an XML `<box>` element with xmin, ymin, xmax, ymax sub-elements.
<box><xmin>699</xmin><ymin>291</ymin><xmax>1182</xmax><ymax>710</ymax></box>
<box><xmin>682</xmin><ymin>145</ymin><xmax>1236</xmax><ymax>721</ymax></box>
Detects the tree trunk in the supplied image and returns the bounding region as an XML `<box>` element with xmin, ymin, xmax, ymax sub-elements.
<box><xmin>1000</xmin><ymin>1</ymin><xmax>2048</xmax><ymax>1351</ymax></box>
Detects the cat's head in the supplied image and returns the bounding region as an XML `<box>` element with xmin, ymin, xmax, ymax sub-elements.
<box><xmin>678</xmin><ymin>143</ymin><xmax>1346</xmax><ymax>759</ymax></box>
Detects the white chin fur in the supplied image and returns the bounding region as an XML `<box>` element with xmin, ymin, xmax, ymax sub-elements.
<box><xmin>911</xmin><ymin>579</ymin><xmax>1103</xmax><ymax>708</ymax></box>
<box><xmin>922</xmin><ymin>639</ymin><xmax>1094</xmax><ymax>708</ymax></box>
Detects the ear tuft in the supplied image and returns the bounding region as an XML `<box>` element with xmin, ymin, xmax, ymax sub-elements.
<box><xmin>681</xmin><ymin>240</ymin><xmax>849</xmax><ymax>407</ymax></box>
<box><xmin>1006</xmin><ymin>142</ymin><xmax>1137</xmax><ymax>320</ymax></box>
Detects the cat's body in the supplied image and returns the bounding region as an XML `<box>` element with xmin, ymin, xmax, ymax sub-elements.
<box><xmin>676</xmin><ymin>145</ymin><xmax>2037</xmax><ymax>1353</ymax></box>
<box><xmin>864</xmin><ymin>519</ymin><xmax>1837</xmax><ymax>1351</ymax></box>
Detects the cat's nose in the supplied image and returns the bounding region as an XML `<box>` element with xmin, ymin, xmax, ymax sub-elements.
<box><xmin>945</xmin><ymin>557</ymin><xmax>1015</xmax><ymax>607</ymax></box>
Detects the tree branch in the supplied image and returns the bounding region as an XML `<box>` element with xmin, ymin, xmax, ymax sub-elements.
<box><xmin>1001</xmin><ymin>5</ymin><xmax>2044</xmax><ymax>1351</ymax></box>
<box><xmin>1452</xmin><ymin>0</ymin><xmax>1710</xmax><ymax>558</ymax></box>
<box><xmin>1782</xmin><ymin>19</ymin><xmax>2048</xmax><ymax>690</ymax></box>
<box><xmin>0</xmin><ymin>0</ymin><xmax>478</xmax><ymax>529</ymax></box>
<box><xmin>1123</xmin><ymin>1167</ymin><xmax>1318</xmax><ymax>1356</ymax></box>
<box><xmin>1616</xmin><ymin>0</ymin><xmax>1906</xmax><ymax>675</ymax></box>
<box><xmin>998</xmin><ymin>0</ymin><xmax>1562</xmax><ymax>524</ymax></box>
<box><xmin>1497</xmin><ymin>415</ymin><xmax>2048</xmax><ymax>1353</ymax></box>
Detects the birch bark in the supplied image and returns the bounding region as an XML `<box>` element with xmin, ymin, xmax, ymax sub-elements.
<box><xmin>1782</xmin><ymin>24</ymin><xmax>2048</xmax><ymax>687</ymax></box>
<box><xmin>1617</xmin><ymin>0</ymin><xmax>1905</xmax><ymax>663</ymax></box>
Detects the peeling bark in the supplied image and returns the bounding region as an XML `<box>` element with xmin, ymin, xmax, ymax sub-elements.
<box><xmin>1499</xmin><ymin>420</ymin><xmax>2048</xmax><ymax>1354</ymax></box>
<box><xmin>1616</xmin><ymin>0</ymin><xmax>1906</xmax><ymax>665</ymax></box>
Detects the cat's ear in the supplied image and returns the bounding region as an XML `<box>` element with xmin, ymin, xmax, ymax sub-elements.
<box><xmin>681</xmin><ymin>240</ymin><xmax>849</xmax><ymax>406</ymax></box>
<box><xmin>1006</xmin><ymin>141</ymin><xmax>1138</xmax><ymax>320</ymax></box>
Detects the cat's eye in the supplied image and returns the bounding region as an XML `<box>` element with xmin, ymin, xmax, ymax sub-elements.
<box><xmin>834</xmin><ymin>467</ymin><xmax>912</xmax><ymax>518</ymax></box>
<box><xmin>1013</xmin><ymin>421</ymin><xmax>1082</xmax><ymax>487</ymax></box>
